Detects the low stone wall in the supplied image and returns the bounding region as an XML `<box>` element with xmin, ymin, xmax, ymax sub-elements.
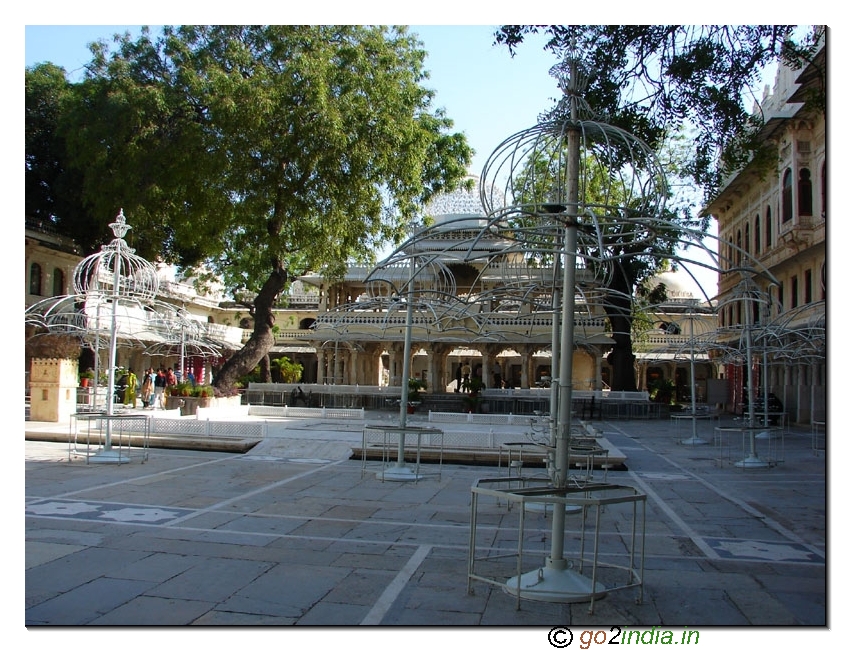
<box><xmin>247</xmin><ymin>405</ymin><xmax>365</xmax><ymax>419</ymax></box>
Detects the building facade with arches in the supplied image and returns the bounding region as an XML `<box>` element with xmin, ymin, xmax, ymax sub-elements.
<box><xmin>703</xmin><ymin>35</ymin><xmax>826</xmax><ymax>423</ymax></box>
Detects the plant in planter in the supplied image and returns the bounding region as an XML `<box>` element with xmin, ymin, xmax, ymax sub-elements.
<box><xmin>79</xmin><ymin>369</ymin><xmax>95</xmax><ymax>387</ymax></box>
<box><xmin>406</xmin><ymin>378</ymin><xmax>426</xmax><ymax>413</ymax></box>
<box><xmin>648</xmin><ymin>378</ymin><xmax>675</xmax><ymax>404</ymax></box>
<box><xmin>194</xmin><ymin>384</ymin><xmax>214</xmax><ymax>406</ymax></box>
<box><xmin>462</xmin><ymin>377</ymin><xmax>486</xmax><ymax>413</ymax></box>
<box><xmin>164</xmin><ymin>383</ymin><xmax>187</xmax><ymax>409</ymax></box>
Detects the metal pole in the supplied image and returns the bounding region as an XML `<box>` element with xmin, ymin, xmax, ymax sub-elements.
<box><xmin>504</xmin><ymin>110</ymin><xmax>605</xmax><ymax>600</ymax></box>
<box><xmin>736</xmin><ymin>285</ymin><xmax>768</xmax><ymax>468</ymax></box>
<box><xmin>549</xmin><ymin>285</ymin><xmax>561</xmax><ymax>448</ymax></box>
<box><xmin>681</xmin><ymin>309</ymin><xmax>708</xmax><ymax>444</ymax></box>
<box><xmin>399</xmin><ymin>252</ymin><xmax>414</xmax><ymax>426</ymax></box>
<box><xmin>549</xmin><ymin>80</ymin><xmax>581</xmax><ymax>566</ymax></box>
<box><xmin>105</xmin><ymin>251</ymin><xmax>120</xmax><ymax>424</ymax></box>
<box><xmin>92</xmin><ymin>300</ymin><xmax>102</xmax><ymax>411</ymax></box>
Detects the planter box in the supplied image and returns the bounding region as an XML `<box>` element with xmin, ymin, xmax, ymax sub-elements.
<box><xmin>179</xmin><ymin>396</ymin><xmax>211</xmax><ymax>416</ymax></box>
<box><xmin>164</xmin><ymin>396</ymin><xmax>183</xmax><ymax>411</ymax></box>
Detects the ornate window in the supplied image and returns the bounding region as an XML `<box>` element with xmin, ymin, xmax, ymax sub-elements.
<box><xmin>29</xmin><ymin>263</ymin><xmax>42</xmax><ymax>296</ymax></box>
<box><xmin>798</xmin><ymin>167</ymin><xmax>812</xmax><ymax>216</ymax></box>
<box><xmin>736</xmin><ymin>229</ymin><xmax>742</xmax><ymax>265</ymax></box>
<box><xmin>52</xmin><ymin>268</ymin><xmax>65</xmax><ymax>297</ymax></box>
<box><xmin>754</xmin><ymin>215</ymin><xmax>761</xmax><ymax>254</ymax></box>
<box><xmin>791</xmin><ymin>275</ymin><xmax>798</xmax><ymax>309</ymax></box>
<box><xmin>765</xmin><ymin>206</ymin><xmax>772</xmax><ymax>247</ymax></box>
<box><xmin>782</xmin><ymin>169</ymin><xmax>793</xmax><ymax>223</ymax></box>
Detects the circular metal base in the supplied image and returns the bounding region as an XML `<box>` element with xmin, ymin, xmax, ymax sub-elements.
<box><xmin>504</xmin><ymin>564</ymin><xmax>607</xmax><ymax>603</ymax></box>
<box><xmin>734</xmin><ymin>455</ymin><xmax>769</xmax><ymax>469</ymax></box>
<box><xmin>755</xmin><ymin>429</ymin><xmax>779</xmax><ymax>440</ymax></box>
<box><xmin>679</xmin><ymin>437</ymin><xmax>709</xmax><ymax>445</ymax></box>
<box><xmin>376</xmin><ymin>465</ymin><xmax>423</xmax><ymax>482</ymax></box>
<box><xmin>86</xmin><ymin>449</ymin><xmax>132</xmax><ymax>464</ymax></box>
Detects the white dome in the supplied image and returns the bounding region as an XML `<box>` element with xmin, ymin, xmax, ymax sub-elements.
<box><xmin>424</xmin><ymin>175</ymin><xmax>504</xmax><ymax>228</ymax></box>
<box><xmin>647</xmin><ymin>271</ymin><xmax>697</xmax><ymax>302</ymax></box>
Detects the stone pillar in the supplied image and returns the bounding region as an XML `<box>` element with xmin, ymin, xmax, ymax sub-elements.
<box><xmin>29</xmin><ymin>358</ymin><xmax>79</xmax><ymax>422</ymax></box>
<box><xmin>349</xmin><ymin>348</ymin><xmax>360</xmax><ymax>385</ymax></box>
<box><xmin>594</xmin><ymin>353</ymin><xmax>604</xmax><ymax>390</ymax></box>
<box><xmin>388</xmin><ymin>345</ymin><xmax>400</xmax><ymax>386</ymax></box>
<box><xmin>520</xmin><ymin>346</ymin><xmax>532</xmax><ymax>389</ymax></box>
<box><xmin>426</xmin><ymin>351</ymin><xmax>436</xmax><ymax>393</ymax></box>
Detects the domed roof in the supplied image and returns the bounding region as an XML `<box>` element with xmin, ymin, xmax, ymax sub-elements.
<box><xmin>424</xmin><ymin>175</ymin><xmax>504</xmax><ymax>226</ymax></box>
<box><xmin>646</xmin><ymin>271</ymin><xmax>697</xmax><ymax>302</ymax></box>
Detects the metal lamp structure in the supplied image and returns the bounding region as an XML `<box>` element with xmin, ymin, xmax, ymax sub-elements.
<box><xmin>71</xmin><ymin>210</ymin><xmax>159</xmax><ymax>461</ymax></box>
<box><xmin>26</xmin><ymin>210</ymin><xmax>222</xmax><ymax>461</ymax></box>
<box><xmin>474</xmin><ymin>56</ymin><xmax>670</xmax><ymax>603</ymax></box>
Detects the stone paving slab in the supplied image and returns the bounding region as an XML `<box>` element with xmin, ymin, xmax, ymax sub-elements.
<box><xmin>23</xmin><ymin>411</ymin><xmax>828</xmax><ymax>634</ymax></box>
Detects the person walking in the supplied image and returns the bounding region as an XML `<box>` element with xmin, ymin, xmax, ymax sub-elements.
<box><xmin>140</xmin><ymin>368</ymin><xmax>154</xmax><ymax>409</ymax></box>
<box><xmin>461</xmin><ymin>360</ymin><xmax>471</xmax><ymax>393</ymax></box>
<box><xmin>154</xmin><ymin>368</ymin><xmax>166</xmax><ymax>409</ymax></box>
<box><xmin>123</xmin><ymin>368</ymin><xmax>138</xmax><ymax>408</ymax></box>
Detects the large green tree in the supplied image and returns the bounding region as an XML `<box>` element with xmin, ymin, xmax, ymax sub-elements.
<box><xmin>495</xmin><ymin>25</ymin><xmax>825</xmax><ymax>199</ymax></box>
<box><xmin>25</xmin><ymin>63</ymin><xmax>92</xmax><ymax>250</ymax></box>
<box><xmin>494</xmin><ymin>25</ymin><xmax>824</xmax><ymax>390</ymax></box>
<box><xmin>34</xmin><ymin>25</ymin><xmax>472</xmax><ymax>390</ymax></box>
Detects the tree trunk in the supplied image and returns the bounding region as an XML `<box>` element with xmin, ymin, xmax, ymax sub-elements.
<box><xmin>259</xmin><ymin>355</ymin><xmax>272</xmax><ymax>383</ymax></box>
<box><xmin>603</xmin><ymin>264</ymin><xmax>638</xmax><ymax>392</ymax></box>
<box><xmin>213</xmin><ymin>266</ymin><xmax>288</xmax><ymax>392</ymax></box>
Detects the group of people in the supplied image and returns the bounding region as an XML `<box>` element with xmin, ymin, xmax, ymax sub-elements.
<box><xmin>121</xmin><ymin>367</ymin><xmax>178</xmax><ymax>408</ymax></box>
<box><xmin>454</xmin><ymin>361</ymin><xmax>506</xmax><ymax>393</ymax></box>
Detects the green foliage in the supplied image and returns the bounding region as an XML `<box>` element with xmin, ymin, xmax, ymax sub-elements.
<box><xmin>50</xmin><ymin>25</ymin><xmax>472</xmax><ymax>288</ymax></box>
<box><xmin>494</xmin><ymin>25</ymin><xmax>824</xmax><ymax>201</ymax></box>
<box><xmin>167</xmin><ymin>382</ymin><xmax>214</xmax><ymax>398</ymax></box>
<box><xmin>25</xmin><ymin>64</ymin><xmax>91</xmax><ymax>251</ymax></box>
<box><xmin>167</xmin><ymin>382</ymin><xmax>194</xmax><ymax>397</ymax></box>
<box><xmin>466</xmin><ymin>377</ymin><xmax>485</xmax><ymax>394</ymax></box>
<box><xmin>237</xmin><ymin>365</ymin><xmax>264</xmax><ymax>386</ymax></box>
<box><xmin>195</xmin><ymin>385</ymin><xmax>214</xmax><ymax>398</ymax></box>
<box><xmin>272</xmin><ymin>356</ymin><xmax>303</xmax><ymax>383</ymax></box>
<box><xmin>28</xmin><ymin>25</ymin><xmax>473</xmax><ymax>391</ymax></box>
<box><xmin>648</xmin><ymin>378</ymin><xmax>675</xmax><ymax>404</ymax></box>
<box><xmin>408</xmin><ymin>377</ymin><xmax>426</xmax><ymax>400</ymax></box>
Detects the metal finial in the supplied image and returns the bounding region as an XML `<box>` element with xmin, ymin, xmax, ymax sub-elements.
<box><xmin>549</xmin><ymin>55</ymin><xmax>594</xmax><ymax>121</ymax></box>
<box><xmin>109</xmin><ymin>209</ymin><xmax>131</xmax><ymax>240</ymax></box>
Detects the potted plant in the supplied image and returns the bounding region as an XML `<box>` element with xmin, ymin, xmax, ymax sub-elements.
<box><xmin>164</xmin><ymin>383</ymin><xmax>183</xmax><ymax>410</ymax></box>
<box><xmin>407</xmin><ymin>378</ymin><xmax>426</xmax><ymax>414</ymax></box>
<box><xmin>79</xmin><ymin>369</ymin><xmax>95</xmax><ymax>387</ymax></box>
<box><xmin>194</xmin><ymin>384</ymin><xmax>214</xmax><ymax>407</ymax></box>
<box><xmin>462</xmin><ymin>377</ymin><xmax>486</xmax><ymax>413</ymax></box>
<box><xmin>648</xmin><ymin>378</ymin><xmax>675</xmax><ymax>405</ymax></box>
